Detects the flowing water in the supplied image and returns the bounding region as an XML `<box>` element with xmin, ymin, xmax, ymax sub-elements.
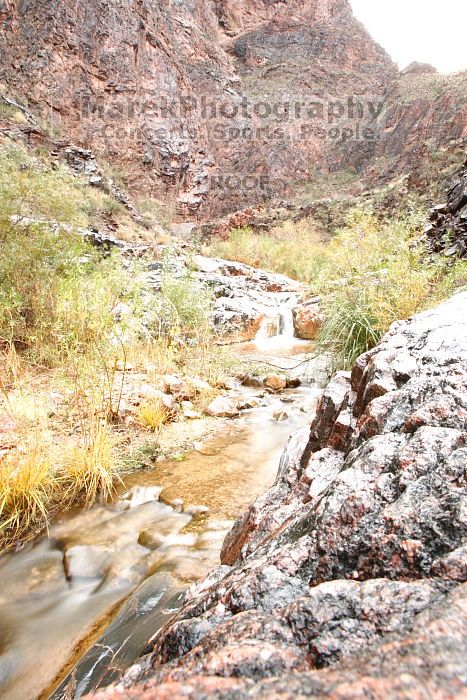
<box><xmin>0</xmin><ymin>296</ymin><xmax>324</xmax><ymax>700</ymax></box>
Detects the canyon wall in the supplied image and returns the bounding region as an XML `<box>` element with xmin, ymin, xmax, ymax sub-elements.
<box><xmin>1</xmin><ymin>0</ymin><xmax>465</xmax><ymax>219</ymax></box>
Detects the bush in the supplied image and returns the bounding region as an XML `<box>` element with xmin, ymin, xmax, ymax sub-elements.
<box><xmin>315</xmin><ymin>209</ymin><xmax>466</xmax><ymax>369</ymax></box>
<box><xmin>0</xmin><ymin>141</ymin><xmax>236</xmax><ymax>549</ymax></box>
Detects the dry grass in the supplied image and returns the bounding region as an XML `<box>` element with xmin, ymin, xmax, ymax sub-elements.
<box><xmin>205</xmin><ymin>218</ymin><xmax>325</xmax><ymax>284</ymax></box>
<box><xmin>0</xmin><ymin>446</ymin><xmax>56</xmax><ymax>545</ymax></box>
<box><xmin>0</xmin><ymin>425</ymin><xmax>121</xmax><ymax>550</ymax></box>
<box><xmin>136</xmin><ymin>400</ymin><xmax>169</xmax><ymax>432</ymax></box>
<box><xmin>62</xmin><ymin>424</ymin><xmax>121</xmax><ymax>507</ymax></box>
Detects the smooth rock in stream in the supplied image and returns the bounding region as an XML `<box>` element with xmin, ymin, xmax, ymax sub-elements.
<box><xmin>185</xmin><ymin>505</ymin><xmax>210</xmax><ymax>517</ymax></box>
<box><xmin>205</xmin><ymin>397</ymin><xmax>240</xmax><ymax>418</ymax></box>
<box><xmin>273</xmin><ymin>410</ymin><xmax>290</xmax><ymax>422</ymax></box>
<box><xmin>138</xmin><ymin>529</ymin><xmax>166</xmax><ymax>550</ymax></box>
<box><xmin>239</xmin><ymin>375</ymin><xmax>264</xmax><ymax>388</ymax></box>
<box><xmin>121</xmin><ymin>486</ymin><xmax>163</xmax><ymax>509</ymax></box>
<box><xmin>237</xmin><ymin>398</ymin><xmax>260</xmax><ymax>410</ymax></box>
<box><xmin>264</xmin><ymin>374</ymin><xmax>287</xmax><ymax>391</ymax></box>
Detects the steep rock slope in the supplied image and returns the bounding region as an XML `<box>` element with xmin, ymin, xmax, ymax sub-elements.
<box><xmin>2</xmin><ymin>0</ymin><xmax>464</xmax><ymax>219</ymax></box>
<box><xmin>87</xmin><ymin>291</ymin><xmax>467</xmax><ymax>698</ymax></box>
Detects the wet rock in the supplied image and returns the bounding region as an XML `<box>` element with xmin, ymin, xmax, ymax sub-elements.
<box><xmin>293</xmin><ymin>303</ymin><xmax>323</xmax><ymax>340</ymax></box>
<box><xmin>237</xmin><ymin>398</ymin><xmax>260</xmax><ymax>411</ymax></box>
<box><xmin>120</xmin><ymin>486</ymin><xmax>163</xmax><ymax>509</ymax></box>
<box><xmin>185</xmin><ymin>505</ymin><xmax>210</xmax><ymax>517</ymax></box>
<box><xmin>138</xmin><ymin>529</ymin><xmax>166</xmax><ymax>550</ymax></box>
<box><xmin>264</xmin><ymin>374</ymin><xmax>287</xmax><ymax>391</ymax></box>
<box><xmin>273</xmin><ymin>410</ymin><xmax>290</xmax><ymax>422</ymax></box>
<box><xmin>239</xmin><ymin>375</ymin><xmax>264</xmax><ymax>388</ymax></box>
<box><xmin>205</xmin><ymin>397</ymin><xmax>240</xmax><ymax>418</ymax></box>
<box><xmin>171</xmin><ymin>499</ymin><xmax>185</xmax><ymax>513</ymax></box>
<box><xmin>424</xmin><ymin>159</ymin><xmax>467</xmax><ymax>258</ymax></box>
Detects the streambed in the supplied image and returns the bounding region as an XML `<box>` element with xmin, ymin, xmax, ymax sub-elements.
<box><xmin>0</xmin><ymin>303</ymin><xmax>324</xmax><ymax>700</ymax></box>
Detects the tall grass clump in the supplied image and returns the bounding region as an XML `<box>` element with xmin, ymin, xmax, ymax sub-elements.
<box><xmin>0</xmin><ymin>426</ymin><xmax>121</xmax><ymax>550</ymax></box>
<box><xmin>62</xmin><ymin>424</ymin><xmax>121</xmax><ymax>508</ymax></box>
<box><xmin>0</xmin><ymin>447</ymin><xmax>56</xmax><ymax>546</ymax></box>
<box><xmin>315</xmin><ymin>209</ymin><xmax>466</xmax><ymax>369</ymax></box>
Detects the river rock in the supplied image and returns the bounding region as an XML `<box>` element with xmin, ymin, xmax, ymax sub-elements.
<box><xmin>273</xmin><ymin>410</ymin><xmax>290</xmax><ymax>422</ymax></box>
<box><xmin>87</xmin><ymin>292</ymin><xmax>467</xmax><ymax>700</ymax></box>
<box><xmin>185</xmin><ymin>505</ymin><xmax>210</xmax><ymax>517</ymax></box>
<box><xmin>239</xmin><ymin>375</ymin><xmax>264</xmax><ymax>388</ymax></box>
<box><xmin>120</xmin><ymin>486</ymin><xmax>163</xmax><ymax>509</ymax></box>
<box><xmin>293</xmin><ymin>302</ymin><xmax>323</xmax><ymax>340</ymax></box>
<box><xmin>264</xmin><ymin>374</ymin><xmax>287</xmax><ymax>391</ymax></box>
<box><xmin>237</xmin><ymin>398</ymin><xmax>260</xmax><ymax>410</ymax></box>
<box><xmin>205</xmin><ymin>397</ymin><xmax>240</xmax><ymax>418</ymax></box>
<box><xmin>171</xmin><ymin>499</ymin><xmax>184</xmax><ymax>513</ymax></box>
<box><xmin>138</xmin><ymin>529</ymin><xmax>166</xmax><ymax>550</ymax></box>
<box><xmin>163</xmin><ymin>375</ymin><xmax>193</xmax><ymax>401</ymax></box>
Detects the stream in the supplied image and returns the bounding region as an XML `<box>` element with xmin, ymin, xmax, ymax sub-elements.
<box><xmin>0</xmin><ymin>295</ymin><xmax>325</xmax><ymax>700</ymax></box>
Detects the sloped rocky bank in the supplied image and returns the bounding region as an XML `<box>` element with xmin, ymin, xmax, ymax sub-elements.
<box><xmin>88</xmin><ymin>291</ymin><xmax>467</xmax><ymax>700</ymax></box>
<box><xmin>425</xmin><ymin>157</ymin><xmax>467</xmax><ymax>258</ymax></box>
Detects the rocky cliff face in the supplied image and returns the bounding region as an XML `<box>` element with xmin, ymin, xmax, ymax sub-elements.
<box><xmin>1</xmin><ymin>0</ymin><xmax>465</xmax><ymax>220</ymax></box>
<box><xmin>86</xmin><ymin>291</ymin><xmax>467</xmax><ymax>699</ymax></box>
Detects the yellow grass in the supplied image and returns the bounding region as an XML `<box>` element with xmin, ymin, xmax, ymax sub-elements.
<box><xmin>136</xmin><ymin>400</ymin><xmax>169</xmax><ymax>432</ymax></box>
<box><xmin>62</xmin><ymin>424</ymin><xmax>121</xmax><ymax>507</ymax></box>
<box><xmin>0</xmin><ymin>446</ymin><xmax>56</xmax><ymax>545</ymax></box>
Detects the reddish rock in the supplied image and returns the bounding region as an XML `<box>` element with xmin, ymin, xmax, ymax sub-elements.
<box><xmin>293</xmin><ymin>304</ymin><xmax>323</xmax><ymax>340</ymax></box>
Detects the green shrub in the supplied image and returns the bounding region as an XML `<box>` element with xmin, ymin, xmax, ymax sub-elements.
<box><xmin>315</xmin><ymin>209</ymin><xmax>467</xmax><ymax>369</ymax></box>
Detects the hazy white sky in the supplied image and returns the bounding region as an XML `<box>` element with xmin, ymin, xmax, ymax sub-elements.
<box><xmin>350</xmin><ymin>0</ymin><xmax>467</xmax><ymax>73</ymax></box>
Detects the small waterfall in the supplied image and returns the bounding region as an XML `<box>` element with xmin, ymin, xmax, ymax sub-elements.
<box><xmin>254</xmin><ymin>301</ymin><xmax>297</xmax><ymax>351</ymax></box>
<box><xmin>278</xmin><ymin>305</ymin><xmax>295</xmax><ymax>339</ymax></box>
